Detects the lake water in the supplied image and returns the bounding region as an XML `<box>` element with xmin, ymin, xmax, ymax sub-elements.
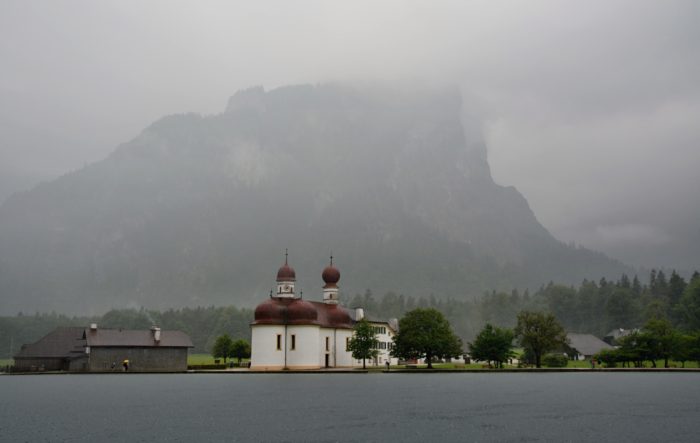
<box><xmin>1</xmin><ymin>373</ymin><xmax>699</xmax><ymax>442</ymax></box>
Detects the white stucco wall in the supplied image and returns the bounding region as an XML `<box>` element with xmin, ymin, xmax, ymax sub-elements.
<box><xmin>353</xmin><ymin>322</ymin><xmax>399</xmax><ymax>367</ymax></box>
<box><xmin>318</xmin><ymin>328</ymin><xmax>334</xmax><ymax>367</ymax></box>
<box><xmin>335</xmin><ymin>329</ymin><xmax>355</xmax><ymax>367</ymax></box>
<box><xmin>251</xmin><ymin>324</ymin><xmax>324</xmax><ymax>369</ymax></box>
<box><xmin>286</xmin><ymin>325</ymin><xmax>320</xmax><ymax>368</ymax></box>
<box><xmin>251</xmin><ymin>321</ymin><xmax>398</xmax><ymax>369</ymax></box>
<box><xmin>250</xmin><ymin>324</ymin><xmax>286</xmax><ymax>369</ymax></box>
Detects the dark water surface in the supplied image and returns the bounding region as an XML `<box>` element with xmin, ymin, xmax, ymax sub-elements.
<box><xmin>1</xmin><ymin>373</ymin><xmax>699</xmax><ymax>442</ymax></box>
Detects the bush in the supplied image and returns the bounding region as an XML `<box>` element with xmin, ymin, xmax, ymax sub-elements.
<box><xmin>595</xmin><ymin>349</ymin><xmax>619</xmax><ymax>368</ymax></box>
<box><xmin>542</xmin><ymin>353</ymin><xmax>568</xmax><ymax>368</ymax></box>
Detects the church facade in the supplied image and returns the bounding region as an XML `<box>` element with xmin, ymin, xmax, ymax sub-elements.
<box><xmin>250</xmin><ymin>254</ymin><xmax>397</xmax><ymax>370</ymax></box>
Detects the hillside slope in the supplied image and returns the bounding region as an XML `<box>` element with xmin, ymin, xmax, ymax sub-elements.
<box><xmin>0</xmin><ymin>84</ymin><xmax>629</xmax><ymax>314</ymax></box>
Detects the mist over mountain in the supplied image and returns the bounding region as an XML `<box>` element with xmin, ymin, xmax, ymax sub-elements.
<box><xmin>0</xmin><ymin>84</ymin><xmax>629</xmax><ymax>315</ymax></box>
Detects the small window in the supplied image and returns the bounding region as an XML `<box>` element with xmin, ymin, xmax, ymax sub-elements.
<box><xmin>346</xmin><ymin>337</ymin><xmax>350</xmax><ymax>351</ymax></box>
<box><xmin>291</xmin><ymin>334</ymin><xmax>296</xmax><ymax>350</ymax></box>
<box><xmin>276</xmin><ymin>334</ymin><xmax>282</xmax><ymax>350</ymax></box>
<box><xmin>325</xmin><ymin>337</ymin><xmax>330</xmax><ymax>352</ymax></box>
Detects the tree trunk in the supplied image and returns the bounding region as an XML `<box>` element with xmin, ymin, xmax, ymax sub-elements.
<box><xmin>362</xmin><ymin>358</ymin><xmax>366</xmax><ymax>369</ymax></box>
<box><xmin>426</xmin><ymin>353</ymin><xmax>433</xmax><ymax>369</ymax></box>
<box><xmin>664</xmin><ymin>357</ymin><xmax>669</xmax><ymax>368</ymax></box>
<box><xmin>535</xmin><ymin>352</ymin><xmax>541</xmax><ymax>368</ymax></box>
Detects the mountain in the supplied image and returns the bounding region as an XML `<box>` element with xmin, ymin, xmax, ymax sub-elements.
<box><xmin>0</xmin><ymin>83</ymin><xmax>629</xmax><ymax>314</ymax></box>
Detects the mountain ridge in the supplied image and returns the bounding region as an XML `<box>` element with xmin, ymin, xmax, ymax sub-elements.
<box><xmin>0</xmin><ymin>83</ymin><xmax>630</xmax><ymax>314</ymax></box>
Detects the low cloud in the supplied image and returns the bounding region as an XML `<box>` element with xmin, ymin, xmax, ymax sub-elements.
<box><xmin>595</xmin><ymin>224</ymin><xmax>671</xmax><ymax>246</ymax></box>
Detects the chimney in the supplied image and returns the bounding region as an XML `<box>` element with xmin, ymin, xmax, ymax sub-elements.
<box><xmin>151</xmin><ymin>326</ymin><xmax>161</xmax><ymax>343</ymax></box>
<box><xmin>90</xmin><ymin>323</ymin><xmax>97</xmax><ymax>331</ymax></box>
<box><xmin>355</xmin><ymin>308</ymin><xmax>364</xmax><ymax>321</ymax></box>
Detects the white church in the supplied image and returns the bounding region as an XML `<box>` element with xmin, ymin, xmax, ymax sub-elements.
<box><xmin>250</xmin><ymin>253</ymin><xmax>398</xmax><ymax>370</ymax></box>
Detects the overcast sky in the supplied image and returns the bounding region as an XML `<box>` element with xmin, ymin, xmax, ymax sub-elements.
<box><xmin>1</xmin><ymin>0</ymin><xmax>699</xmax><ymax>270</ymax></box>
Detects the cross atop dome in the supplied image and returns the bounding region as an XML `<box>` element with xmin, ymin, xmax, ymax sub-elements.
<box><xmin>322</xmin><ymin>254</ymin><xmax>340</xmax><ymax>304</ymax></box>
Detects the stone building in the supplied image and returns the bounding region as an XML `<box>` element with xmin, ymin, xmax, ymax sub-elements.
<box><xmin>14</xmin><ymin>325</ymin><xmax>193</xmax><ymax>372</ymax></box>
<box><xmin>13</xmin><ymin>327</ymin><xmax>87</xmax><ymax>371</ymax></box>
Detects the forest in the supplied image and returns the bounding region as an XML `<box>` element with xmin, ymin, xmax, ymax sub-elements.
<box><xmin>2</xmin><ymin>268</ymin><xmax>698</xmax><ymax>358</ymax></box>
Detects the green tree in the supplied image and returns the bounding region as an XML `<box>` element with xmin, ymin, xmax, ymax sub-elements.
<box><xmin>212</xmin><ymin>334</ymin><xmax>233</xmax><ymax>363</ymax></box>
<box><xmin>468</xmin><ymin>323</ymin><xmax>515</xmax><ymax>368</ymax></box>
<box><xmin>391</xmin><ymin>308</ymin><xmax>463</xmax><ymax>369</ymax></box>
<box><xmin>595</xmin><ymin>348</ymin><xmax>620</xmax><ymax>368</ymax></box>
<box><xmin>672</xmin><ymin>334</ymin><xmax>694</xmax><ymax>368</ymax></box>
<box><xmin>514</xmin><ymin>311</ymin><xmax>568</xmax><ymax>368</ymax></box>
<box><xmin>230</xmin><ymin>339</ymin><xmax>251</xmax><ymax>366</ymax></box>
<box><xmin>689</xmin><ymin>333</ymin><xmax>700</xmax><ymax>367</ymax></box>
<box><xmin>677</xmin><ymin>277</ymin><xmax>700</xmax><ymax>331</ymax></box>
<box><xmin>618</xmin><ymin>332</ymin><xmax>655</xmax><ymax>367</ymax></box>
<box><xmin>644</xmin><ymin>318</ymin><xmax>679</xmax><ymax>368</ymax></box>
<box><xmin>348</xmin><ymin>318</ymin><xmax>378</xmax><ymax>369</ymax></box>
<box><xmin>668</xmin><ymin>271</ymin><xmax>686</xmax><ymax>307</ymax></box>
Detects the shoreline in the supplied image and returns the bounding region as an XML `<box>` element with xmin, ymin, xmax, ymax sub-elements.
<box><xmin>3</xmin><ymin>367</ymin><xmax>700</xmax><ymax>375</ymax></box>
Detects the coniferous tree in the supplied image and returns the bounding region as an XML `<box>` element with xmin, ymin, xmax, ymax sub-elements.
<box><xmin>632</xmin><ymin>275</ymin><xmax>642</xmax><ymax>297</ymax></box>
<box><xmin>668</xmin><ymin>271</ymin><xmax>687</xmax><ymax>306</ymax></box>
<box><xmin>677</xmin><ymin>277</ymin><xmax>700</xmax><ymax>331</ymax></box>
<box><xmin>620</xmin><ymin>274</ymin><xmax>631</xmax><ymax>289</ymax></box>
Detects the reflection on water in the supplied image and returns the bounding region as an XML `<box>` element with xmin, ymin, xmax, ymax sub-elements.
<box><xmin>1</xmin><ymin>373</ymin><xmax>699</xmax><ymax>442</ymax></box>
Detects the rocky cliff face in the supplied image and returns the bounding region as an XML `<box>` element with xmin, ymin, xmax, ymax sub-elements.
<box><xmin>0</xmin><ymin>84</ymin><xmax>628</xmax><ymax>314</ymax></box>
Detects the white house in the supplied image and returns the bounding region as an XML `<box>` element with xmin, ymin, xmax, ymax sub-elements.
<box><xmin>250</xmin><ymin>253</ymin><xmax>398</xmax><ymax>370</ymax></box>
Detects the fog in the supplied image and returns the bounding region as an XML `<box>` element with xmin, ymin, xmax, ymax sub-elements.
<box><xmin>1</xmin><ymin>0</ymin><xmax>698</xmax><ymax>270</ymax></box>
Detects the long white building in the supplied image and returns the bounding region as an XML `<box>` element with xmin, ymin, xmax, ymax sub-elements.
<box><xmin>250</xmin><ymin>253</ymin><xmax>397</xmax><ymax>370</ymax></box>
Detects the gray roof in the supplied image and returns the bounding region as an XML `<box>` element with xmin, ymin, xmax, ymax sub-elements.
<box><xmin>567</xmin><ymin>333</ymin><xmax>613</xmax><ymax>356</ymax></box>
<box><xmin>348</xmin><ymin>312</ymin><xmax>398</xmax><ymax>332</ymax></box>
<box><xmin>86</xmin><ymin>329</ymin><xmax>193</xmax><ymax>348</ymax></box>
<box><xmin>14</xmin><ymin>327</ymin><xmax>86</xmax><ymax>359</ymax></box>
<box><xmin>15</xmin><ymin>327</ymin><xmax>193</xmax><ymax>359</ymax></box>
<box><xmin>604</xmin><ymin>328</ymin><xmax>638</xmax><ymax>340</ymax></box>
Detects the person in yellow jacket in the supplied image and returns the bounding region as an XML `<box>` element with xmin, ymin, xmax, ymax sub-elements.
<box><xmin>122</xmin><ymin>359</ymin><xmax>129</xmax><ymax>372</ymax></box>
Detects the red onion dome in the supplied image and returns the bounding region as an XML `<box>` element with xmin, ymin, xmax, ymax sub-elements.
<box><xmin>322</xmin><ymin>257</ymin><xmax>340</xmax><ymax>288</ymax></box>
<box><xmin>286</xmin><ymin>299</ymin><xmax>318</xmax><ymax>324</ymax></box>
<box><xmin>326</xmin><ymin>305</ymin><xmax>353</xmax><ymax>328</ymax></box>
<box><xmin>276</xmin><ymin>250</ymin><xmax>296</xmax><ymax>282</ymax></box>
<box><xmin>253</xmin><ymin>298</ymin><xmax>319</xmax><ymax>325</ymax></box>
<box><xmin>276</xmin><ymin>263</ymin><xmax>296</xmax><ymax>282</ymax></box>
<box><xmin>254</xmin><ymin>299</ymin><xmax>287</xmax><ymax>324</ymax></box>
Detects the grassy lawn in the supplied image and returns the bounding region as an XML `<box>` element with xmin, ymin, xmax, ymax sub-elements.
<box><xmin>0</xmin><ymin>359</ymin><xmax>13</xmax><ymax>367</ymax></box>
<box><xmin>371</xmin><ymin>359</ymin><xmax>700</xmax><ymax>370</ymax></box>
<box><xmin>595</xmin><ymin>360</ymin><xmax>699</xmax><ymax>369</ymax></box>
<box><xmin>188</xmin><ymin>353</ymin><xmax>218</xmax><ymax>365</ymax></box>
<box><xmin>187</xmin><ymin>353</ymin><xmax>249</xmax><ymax>366</ymax></box>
